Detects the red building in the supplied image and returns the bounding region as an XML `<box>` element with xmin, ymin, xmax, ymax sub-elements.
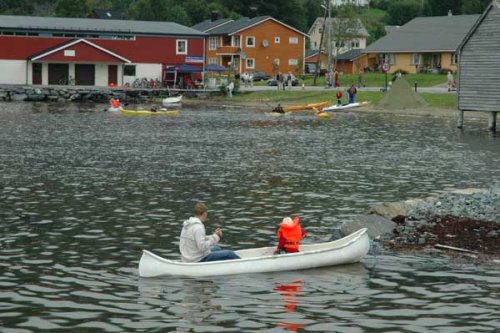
<box><xmin>0</xmin><ymin>15</ymin><xmax>206</xmax><ymax>87</ymax></box>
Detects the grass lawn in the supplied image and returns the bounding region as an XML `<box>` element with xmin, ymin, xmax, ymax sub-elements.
<box><xmin>212</xmin><ymin>89</ymin><xmax>457</xmax><ymax>109</ymax></box>
<box><xmin>299</xmin><ymin>73</ymin><xmax>448</xmax><ymax>88</ymax></box>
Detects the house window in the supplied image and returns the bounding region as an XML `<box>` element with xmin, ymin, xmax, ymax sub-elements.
<box><xmin>289</xmin><ymin>37</ymin><xmax>298</xmax><ymax>44</ymax></box>
<box><xmin>124</xmin><ymin>65</ymin><xmax>136</xmax><ymax>76</ymax></box>
<box><xmin>387</xmin><ymin>53</ymin><xmax>396</xmax><ymax>65</ymax></box>
<box><xmin>208</xmin><ymin>57</ymin><xmax>218</xmax><ymax>65</ymax></box>
<box><xmin>176</xmin><ymin>39</ymin><xmax>187</xmax><ymax>54</ymax></box>
<box><xmin>246</xmin><ymin>36</ymin><xmax>255</xmax><ymax>47</ymax></box>
<box><xmin>233</xmin><ymin>36</ymin><xmax>240</xmax><ymax>47</ymax></box>
<box><xmin>275</xmin><ymin>37</ymin><xmax>280</xmax><ymax>44</ymax></box>
<box><xmin>288</xmin><ymin>59</ymin><xmax>298</xmax><ymax>66</ymax></box>
<box><xmin>209</xmin><ymin>37</ymin><xmax>218</xmax><ymax>50</ymax></box>
<box><xmin>351</xmin><ymin>40</ymin><xmax>359</xmax><ymax>48</ymax></box>
<box><xmin>246</xmin><ymin>58</ymin><xmax>255</xmax><ymax>69</ymax></box>
<box><xmin>451</xmin><ymin>52</ymin><xmax>458</xmax><ymax>64</ymax></box>
<box><xmin>274</xmin><ymin>58</ymin><xmax>280</xmax><ymax>65</ymax></box>
<box><xmin>411</xmin><ymin>53</ymin><xmax>420</xmax><ymax>65</ymax></box>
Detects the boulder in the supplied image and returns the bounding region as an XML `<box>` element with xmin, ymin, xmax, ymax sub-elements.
<box><xmin>368</xmin><ymin>199</ymin><xmax>423</xmax><ymax>220</ymax></box>
<box><xmin>11</xmin><ymin>93</ymin><xmax>28</xmax><ymax>101</ymax></box>
<box><xmin>26</xmin><ymin>94</ymin><xmax>46</xmax><ymax>101</ymax></box>
<box><xmin>340</xmin><ymin>214</ymin><xmax>397</xmax><ymax>239</ymax></box>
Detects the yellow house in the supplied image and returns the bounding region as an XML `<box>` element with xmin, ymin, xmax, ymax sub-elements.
<box><xmin>363</xmin><ymin>14</ymin><xmax>480</xmax><ymax>74</ymax></box>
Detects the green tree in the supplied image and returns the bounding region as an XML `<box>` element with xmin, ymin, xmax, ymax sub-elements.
<box><xmin>425</xmin><ymin>0</ymin><xmax>461</xmax><ymax>16</ymax></box>
<box><xmin>183</xmin><ymin>0</ymin><xmax>210</xmax><ymax>25</ymax></box>
<box><xmin>0</xmin><ymin>0</ymin><xmax>35</xmax><ymax>15</ymax></box>
<box><xmin>387</xmin><ymin>0</ymin><xmax>421</xmax><ymax>25</ymax></box>
<box><xmin>303</xmin><ymin>0</ymin><xmax>323</xmax><ymax>30</ymax></box>
<box><xmin>461</xmin><ymin>0</ymin><xmax>489</xmax><ymax>14</ymax></box>
<box><xmin>55</xmin><ymin>0</ymin><xmax>89</xmax><ymax>17</ymax></box>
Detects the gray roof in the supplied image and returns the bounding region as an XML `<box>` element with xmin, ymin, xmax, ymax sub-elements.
<box><xmin>0</xmin><ymin>14</ymin><xmax>206</xmax><ymax>37</ymax></box>
<box><xmin>384</xmin><ymin>25</ymin><xmax>400</xmax><ymax>34</ymax></box>
<box><xmin>364</xmin><ymin>14</ymin><xmax>480</xmax><ymax>53</ymax></box>
<box><xmin>191</xmin><ymin>18</ymin><xmax>233</xmax><ymax>32</ymax></box>
<box><xmin>337</xmin><ymin>49</ymin><xmax>363</xmax><ymax>61</ymax></box>
<box><xmin>205</xmin><ymin>16</ymin><xmax>307</xmax><ymax>36</ymax></box>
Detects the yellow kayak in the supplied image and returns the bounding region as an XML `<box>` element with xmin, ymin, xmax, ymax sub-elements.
<box><xmin>316</xmin><ymin>112</ymin><xmax>332</xmax><ymax>118</ymax></box>
<box><xmin>120</xmin><ymin>109</ymin><xmax>179</xmax><ymax>116</ymax></box>
<box><xmin>283</xmin><ymin>101</ymin><xmax>330</xmax><ymax>112</ymax></box>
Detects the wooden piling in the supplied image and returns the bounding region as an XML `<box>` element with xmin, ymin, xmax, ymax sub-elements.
<box><xmin>457</xmin><ymin>109</ymin><xmax>464</xmax><ymax>129</ymax></box>
<box><xmin>488</xmin><ymin>111</ymin><xmax>497</xmax><ymax>132</ymax></box>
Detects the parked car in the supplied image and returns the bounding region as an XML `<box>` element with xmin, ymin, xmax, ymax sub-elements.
<box><xmin>247</xmin><ymin>71</ymin><xmax>270</xmax><ymax>81</ymax></box>
<box><xmin>267</xmin><ymin>77</ymin><xmax>299</xmax><ymax>86</ymax></box>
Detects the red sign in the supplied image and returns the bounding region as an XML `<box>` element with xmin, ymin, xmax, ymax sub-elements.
<box><xmin>381</xmin><ymin>62</ymin><xmax>390</xmax><ymax>73</ymax></box>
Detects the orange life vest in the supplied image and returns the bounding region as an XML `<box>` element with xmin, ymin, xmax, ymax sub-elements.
<box><xmin>277</xmin><ymin>216</ymin><xmax>303</xmax><ymax>252</ymax></box>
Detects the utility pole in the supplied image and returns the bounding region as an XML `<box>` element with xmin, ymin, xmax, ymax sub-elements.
<box><xmin>313</xmin><ymin>1</ymin><xmax>329</xmax><ymax>86</ymax></box>
<box><xmin>327</xmin><ymin>0</ymin><xmax>332</xmax><ymax>72</ymax></box>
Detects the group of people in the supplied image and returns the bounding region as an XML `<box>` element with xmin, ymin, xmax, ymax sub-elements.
<box><xmin>276</xmin><ymin>72</ymin><xmax>295</xmax><ymax>91</ymax></box>
<box><xmin>179</xmin><ymin>203</ymin><xmax>307</xmax><ymax>263</ymax></box>
<box><xmin>334</xmin><ymin>84</ymin><xmax>358</xmax><ymax>105</ymax></box>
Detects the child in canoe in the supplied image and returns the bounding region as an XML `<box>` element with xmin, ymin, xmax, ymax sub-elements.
<box><xmin>274</xmin><ymin>216</ymin><xmax>307</xmax><ymax>254</ymax></box>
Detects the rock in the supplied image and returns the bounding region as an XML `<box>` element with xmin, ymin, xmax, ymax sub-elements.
<box><xmin>26</xmin><ymin>94</ymin><xmax>46</xmax><ymax>101</ymax></box>
<box><xmin>340</xmin><ymin>214</ymin><xmax>397</xmax><ymax>240</ymax></box>
<box><xmin>368</xmin><ymin>199</ymin><xmax>423</xmax><ymax>220</ymax></box>
<box><xmin>11</xmin><ymin>93</ymin><xmax>28</xmax><ymax>101</ymax></box>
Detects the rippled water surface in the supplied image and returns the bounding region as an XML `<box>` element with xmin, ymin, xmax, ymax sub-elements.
<box><xmin>1</xmin><ymin>102</ymin><xmax>499</xmax><ymax>332</ymax></box>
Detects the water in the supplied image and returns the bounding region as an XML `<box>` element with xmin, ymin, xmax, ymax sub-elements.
<box><xmin>0</xmin><ymin>102</ymin><xmax>499</xmax><ymax>332</ymax></box>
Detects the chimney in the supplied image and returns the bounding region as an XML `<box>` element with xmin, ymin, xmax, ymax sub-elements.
<box><xmin>211</xmin><ymin>10</ymin><xmax>219</xmax><ymax>22</ymax></box>
<box><xmin>448</xmin><ymin>10</ymin><xmax>452</xmax><ymax>16</ymax></box>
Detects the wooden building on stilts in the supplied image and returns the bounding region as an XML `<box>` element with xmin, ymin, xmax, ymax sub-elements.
<box><xmin>456</xmin><ymin>0</ymin><xmax>500</xmax><ymax>132</ymax></box>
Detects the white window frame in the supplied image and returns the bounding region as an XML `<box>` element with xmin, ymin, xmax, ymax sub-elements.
<box><xmin>176</xmin><ymin>39</ymin><xmax>187</xmax><ymax>55</ymax></box>
<box><xmin>350</xmin><ymin>40</ymin><xmax>359</xmax><ymax>48</ymax></box>
<box><xmin>288</xmin><ymin>59</ymin><xmax>298</xmax><ymax>66</ymax></box>
<box><xmin>209</xmin><ymin>37</ymin><xmax>217</xmax><ymax>50</ymax></box>
<box><xmin>246</xmin><ymin>36</ymin><xmax>255</xmax><ymax>47</ymax></box>
<box><xmin>246</xmin><ymin>58</ymin><xmax>255</xmax><ymax>69</ymax></box>
<box><xmin>274</xmin><ymin>58</ymin><xmax>280</xmax><ymax>65</ymax></box>
<box><xmin>208</xmin><ymin>57</ymin><xmax>218</xmax><ymax>65</ymax></box>
<box><xmin>289</xmin><ymin>36</ymin><xmax>298</xmax><ymax>44</ymax></box>
<box><xmin>411</xmin><ymin>53</ymin><xmax>420</xmax><ymax>65</ymax></box>
<box><xmin>451</xmin><ymin>52</ymin><xmax>458</xmax><ymax>65</ymax></box>
<box><xmin>275</xmin><ymin>37</ymin><xmax>280</xmax><ymax>44</ymax></box>
<box><xmin>387</xmin><ymin>53</ymin><xmax>396</xmax><ymax>65</ymax></box>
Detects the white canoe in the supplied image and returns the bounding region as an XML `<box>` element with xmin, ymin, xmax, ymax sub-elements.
<box><xmin>138</xmin><ymin>228</ymin><xmax>369</xmax><ymax>277</ymax></box>
<box><xmin>162</xmin><ymin>95</ymin><xmax>182</xmax><ymax>105</ymax></box>
<box><xmin>322</xmin><ymin>101</ymin><xmax>369</xmax><ymax>112</ymax></box>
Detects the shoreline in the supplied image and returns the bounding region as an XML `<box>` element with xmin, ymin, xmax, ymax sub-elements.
<box><xmin>183</xmin><ymin>98</ymin><xmax>490</xmax><ymax>119</ymax></box>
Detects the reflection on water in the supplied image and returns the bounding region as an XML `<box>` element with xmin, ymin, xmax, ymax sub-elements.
<box><xmin>1</xmin><ymin>102</ymin><xmax>499</xmax><ymax>332</ymax></box>
<box><xmin>274</xmin><ymin>280</ymin><xmax>305</xmax><ymax>331</ymax></box>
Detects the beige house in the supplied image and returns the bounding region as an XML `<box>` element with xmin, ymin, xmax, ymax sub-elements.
<box><xmin>363</xmin><ymin>14</ymin><xmax>480</xmax><ymax>74</ymax></box>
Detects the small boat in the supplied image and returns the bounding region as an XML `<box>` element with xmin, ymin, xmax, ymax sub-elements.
<box><xmin>138</xmin><ymin>228</ymin><xmax>369</xmax><ymax>277</ymax></box>
<box><xmin>322</xmin><ymin>101</ymin><xmax>369</xmax><ymax>112</ymax></box>
<box><xmin>120</xmin><ymin>109</ymin><xmax>179</xmax><ymax>116</ymax></box>
<box><xmin>316</xmin><ymin>111</ymin><xmax>332</xmax><ymax>118</ymax></box>
<box><xmin>107</xmin><ymin>106</ymin><xmax>123</xmax><ymax>112</ymax></box>
<box><xmin>162</xmin><ymin>95</ymin><xmax>183</xmax><ymax>106</ymax></box>
<box><xmin>283</xmin><ymin>101</ymin><xmax>330</xmax><ymax>112</ymax></box>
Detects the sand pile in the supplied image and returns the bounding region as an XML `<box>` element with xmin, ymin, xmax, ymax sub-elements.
<box><xmin>376</xmin><ymin>77</ymin><xmax>428</xmax><ymax>110</ymax></box>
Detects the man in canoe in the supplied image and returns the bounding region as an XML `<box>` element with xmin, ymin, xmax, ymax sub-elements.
<box><xmin>179</xmin><ymin>203</ymin><xmax>240</xmax><ymax>262</ymax></box>
<box><xmin>274</xmin><ymin>216</ymin><xmax>307</xmax><ymax>254</ymax></box>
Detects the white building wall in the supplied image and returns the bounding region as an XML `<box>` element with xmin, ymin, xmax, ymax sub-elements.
<box><xmin>0</xmin><ymin>60</ymin><xmax>27</xmax><ymax>84</ymax></box>
<box><xmin>95</xmin><ymin>63</ymin><xmax>108</xmax><ymax>86</ymax></box>
<box><xmin>123</xmin><ymin>63</ymin><xmax>162</xmax><ymax>86</ymax></box>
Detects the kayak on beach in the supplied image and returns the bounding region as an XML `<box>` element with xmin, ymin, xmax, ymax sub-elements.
<box><xmin>282</xmin><ymin>101</ymin><xmax>330</xmax><ymax>112</ymax></box>
<box><xmin>322</xmin><ymin>101</ymin><xmax>369</xmax><ymax>112</ymax></box>
<box><xmin>120</xmin><ymin>109</ymin><xmax>179</xmax><ymax>116</ymax></box>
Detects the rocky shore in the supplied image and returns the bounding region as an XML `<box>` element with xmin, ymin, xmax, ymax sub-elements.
<box><xmin>340</xmin><ymin>185</ymin><xmax>500</xmax><ymax>264</ymax></box>
<box><xmin>0</xmin><ymin>85</ymin><xmax>177</xmax><ymax>103</ymax></box>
